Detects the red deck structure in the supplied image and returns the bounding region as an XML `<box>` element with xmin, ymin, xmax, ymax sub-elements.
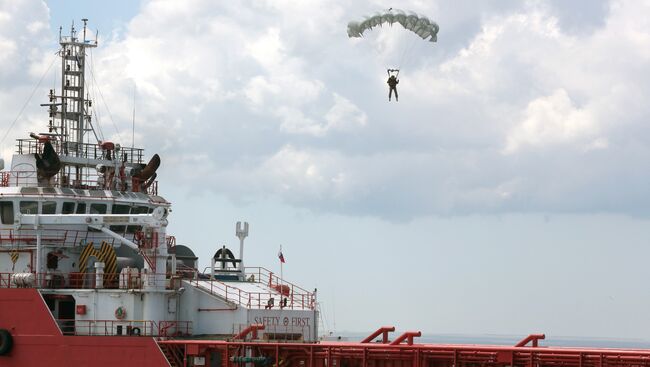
<box><xmin>2</xmin><ymin>288</ymin><xmax>650</xmax><ymax>367</ymax></box>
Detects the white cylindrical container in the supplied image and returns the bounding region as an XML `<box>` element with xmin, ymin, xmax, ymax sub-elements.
<box><xmin>11</xmin><ymin>273</ymin><xmax>35</xmax><ymax>288</ymax></box>
<box><xmin>95</xmin><ymin>262</ymin><xmax>105</xmax><ymax>289</ymax></box>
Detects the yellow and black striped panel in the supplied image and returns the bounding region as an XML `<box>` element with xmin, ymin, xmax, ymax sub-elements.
<box><xmin>10</xmin><ymin>251</ymin><xmax>19</xmax><ymax>264</ymax></box>
<box><xmin>79</xmin><ymin>241</ymin><xmax>117</xmax><ymax>286</ymax></box>
<box><xmin>79</xmin><ymin>242</ymin><xmax>94</xmax><ymax>272</ymax></box>
<box><xmin>99</xmin><ymin>242</ymin><xmax>117</xmax><ymax>282</ymax></box>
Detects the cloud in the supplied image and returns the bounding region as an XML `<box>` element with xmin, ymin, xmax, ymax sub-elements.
<box><xmin>2</xmin><ymin>0</ymin><xmax>650</xmax><ymax>220</ymax></box>
<box><xmin>504</xmin><ymin>89</ymin><xmax>599</xmax><ymax>154</ymax></box>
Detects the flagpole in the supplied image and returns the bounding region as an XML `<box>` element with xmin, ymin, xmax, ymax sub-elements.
<box><xmin>280</xmin><ymin>245</ymin><xmax>284</xmax><ymax>290</ymax></box>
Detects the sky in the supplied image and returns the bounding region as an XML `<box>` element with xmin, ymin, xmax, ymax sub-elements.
<box><xmin>1</xmin><ymin>0</ymin><xmax>650</xmax><ymax>341</ymax></box>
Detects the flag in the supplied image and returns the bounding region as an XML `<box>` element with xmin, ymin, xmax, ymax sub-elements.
<box><xmin>278</xmin><ymin>248</ymin><xmax>285</xmax><ymax>263</ymax></box>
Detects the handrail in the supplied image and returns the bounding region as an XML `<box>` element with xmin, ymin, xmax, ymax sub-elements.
<box><xmin>55</xmin><ymin>318</ymin><xmax>192</xmax><ymax>337</ymax></box>
<box><xmin>0</xmin><ymin>228</ymin><xmax>127</xmax><ymax>248</ymax></box>
<box><xmin>187</xmin><ymin>276</ymin><xmax>315</xmax><ymax>310</ymax></box>
<box><xmin>0</xmin><ymin>170</ymin><xmax>158</xmax><ymax>195</ymax></box>
<box><xmin>0</xmin><ymin>271</ymin><xmax>174</xmax><ymax>290</ymax></box>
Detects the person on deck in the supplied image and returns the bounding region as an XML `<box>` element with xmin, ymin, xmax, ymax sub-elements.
<box><xmin>387</xmin><ymin>69</ymin><xmax>399</xmax><ymax>102</ymax></box>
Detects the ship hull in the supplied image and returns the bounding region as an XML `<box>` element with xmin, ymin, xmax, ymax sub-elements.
<box><xmin>0</xmin><ymin>288</ymin><xmax>169</xmax><ymax>366</ymax></box>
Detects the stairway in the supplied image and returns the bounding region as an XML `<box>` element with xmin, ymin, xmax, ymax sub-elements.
<box><xmin>159</xmin><ymin>343</ymin><xmax>184</xmax><ymax>367</ymax></box>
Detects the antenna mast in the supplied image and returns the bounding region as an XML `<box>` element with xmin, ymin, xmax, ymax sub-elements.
<box><xmin>56</xmin><ymin>18</ymin><xmax>97</xmax><ymax>182</ymax></box>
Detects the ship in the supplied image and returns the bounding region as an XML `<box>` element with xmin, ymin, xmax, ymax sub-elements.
<box><xmin>1</xmin><ymin>19</ymin><xmax>650</xmax><ymax>367</ymax></box>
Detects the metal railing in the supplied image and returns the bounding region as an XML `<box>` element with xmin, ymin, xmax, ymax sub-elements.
<box><xmin>57</xmin><ymin>319</ymin><xmax>192</xmax><ymax>337</ymax></box>
<box><xmin>0</xmin><ymin>170</ymin><xmax>158</xmax><ymax>195</ymax></box>
<box><xmin>16</xmin><ymin>139</ymin><xmax>145</xmax><ymax>165</ymax></box>
<box><xmin>0</xmin><ymin>228</ymin><xmax>123</xmax><ymax>248</ymax></box>
<box><xmin>188</xmin><ymin>268</ymin><xmax>315</xmax><ymax>310</ymax></box>
<box><xmin>0</xmin><ymin>271</ymin><xmax>178</xmax><ymax>290</ymax></box>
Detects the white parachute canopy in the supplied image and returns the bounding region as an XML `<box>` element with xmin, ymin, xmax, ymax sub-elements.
<box><xmin>347</xmin><ymin>9</ymin><xmax>439</xmax><ymax>43</ymax></box>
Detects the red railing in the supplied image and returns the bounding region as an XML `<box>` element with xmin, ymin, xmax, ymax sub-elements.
<box><xmin>57</xmin><ymin>319</ymin><xmax>192</xmax><ymax>337</ymax></box>
<box><xmin>0</xmin><ymin>271</ymin><xmax>175</xmax><ymax>290</ymax></box>
<box><xmin>246</xmin><ymin>267</ymin><xmax>316</xmax><ymax>310</ymax></box>
<box><xmin>233</xmin><ymin>322</ymin><xmax>313</xmax><ymax>342</ymax></box>
<box><xmin>157</xmin><ymin>336</ymin><xmax>650</xmax><ymax>367</ymax></box>
<box><xmin>0</xmin><ymin>170</ymin><xmax>158</xmax><ymax>195</ymax></box>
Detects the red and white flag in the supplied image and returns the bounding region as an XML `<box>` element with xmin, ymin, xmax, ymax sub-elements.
<box><xmin>278</xmin><ymin>248</ymin><xmax>285</xmax><ymax>263</ymax></box>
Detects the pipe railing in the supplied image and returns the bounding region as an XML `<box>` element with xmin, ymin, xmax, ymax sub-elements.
<box><xmin>187</xmin><ymin>276</ymin><xmax>315</xmax><ymax>310</ymax></box>
<box><xmin>0</xmin><ymin>170</ymin><xmax>158</xmax><ymax>195</ymax></box>
<box><xmin>0</xmin><ymin>271</ymin><xmax>176</xmax><ymax>290</ymax></box>
<box><xmin>56</xmin><ymin>319</ymin><xmax>192</xmax><ymax>337</ymax></box>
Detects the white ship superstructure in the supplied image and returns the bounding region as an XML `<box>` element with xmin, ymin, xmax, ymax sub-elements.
<box><xmin>0</xmin><ymin>20</ymin><xmax>317</xmax><ymax>345</ymax></box>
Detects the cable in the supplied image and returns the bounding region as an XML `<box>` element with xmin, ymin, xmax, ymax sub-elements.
<box><xmin>0</xmin><ymin>54</ymin><xmax>58</xmax><ymax>146</ymax></box>
<box><xmin>88</xmin><ymin>49</ymin><xmax>122</xmax><ymax>142</ymax></box>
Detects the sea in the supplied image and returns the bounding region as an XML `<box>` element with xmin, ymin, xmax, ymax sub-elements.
<box><xmin>328</xmin><ymin>332</ymin><xmax>650</xmax><ymax>349</ymax></box>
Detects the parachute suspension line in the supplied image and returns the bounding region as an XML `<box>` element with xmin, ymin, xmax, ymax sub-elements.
<box><xmin>88</xmin><ymin>48</ymin><xmax>122</xmax><ymax>143</ymax></box>
<box><xmin>396</xmin><ymin>33</ymin><xmax>421</xmax><ymax>72</ymax></box>
<box><xmin>0</xmin><ymin>53</ymin><xmax>58</xmax><ymax>146</ymax></box>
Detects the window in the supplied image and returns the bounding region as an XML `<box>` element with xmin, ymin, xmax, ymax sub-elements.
<box><xmin>42</xmin><ymin>187</ymin><xmax>56</xmax><ymax>194</ymax></box>
<box><xmin>112</xmin><ymin>205</ymin><xmax>130</xmax><ymax>214</ymax></box>
<box><xmin>42</xmin><ymin>201</ymin><xmax>57</xmax><ymax>214</ymax></box>
<box><xmin>0</xmin><ymin>201</ymin><xmax>14</xmax><ymax>225</ymax></box>
<box><xmin>89</xmin><ymin>203</ymin><xmax>107</xmax><ymax>232</ymax></box>
<box><xmin>20</xmin><ymin>187</ymin><xmax>38</xmax><ymax>195</ymax></box>
<box><xmin>62</xmin><ymin>202</ymin><xmax>75</xmax><ymax>214</ymax></box>
<box><xmin>20</xmin><ymin>201</ymin><xmax>38</xmax><ymax>214</ymax></box>
<box><xmin>111</xmin><ymin>205</ymin><xmax>130</xmax><ymax>232</ymax></box>
<box><xmin>76</xmin><ymin>203</ymin><xmax>86</xmax><ymax>214</ymax></box>
<box><xmin>133</xmin><ymin>206</ymin><xmax>150</xmax><ymax>214</ymax></box>
<box><xmin>89</xmin><ymin>203</ymin><xmax>107</xmax><ymax>214</ymax></box>
<box><xmin>127</xmin><ymin>206</ymin><xmax>149</xmax><ymax>233</ymax></box>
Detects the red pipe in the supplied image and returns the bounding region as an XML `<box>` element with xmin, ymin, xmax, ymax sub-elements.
<box><xmin>389</xmin><ymin>331</ymin><xmax>421</xmax><ymax>345</ymax></box>
<box><xmin>232</xmin><ymin>323</ymin><xmax>265</xmax><ymax>340</ymax></box>
<box><xmin>514</xmin><ymin>333</ymin><xmax>546</xmax><ymax>347</ymax></box>
<box><xmin>361</xmin><ymin>326</ymin><xmax>395</xmax><ymax>344</ymax></box>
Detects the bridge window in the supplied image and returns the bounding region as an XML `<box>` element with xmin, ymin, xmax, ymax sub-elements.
<box><xmin>76</xmin><ymin>203</ymin><xmax>86</xmax><ymax>214</ymax></box>
<box><xmin>42</xmin><ymin>201</ymin><xmax>57</xmax><ymax>214</ymax></box>
<box><xmin>89</xmin><ymin>203</ymin><xmax>107</xmax><ymax>214</ymax></box>
<box><xmin>0</xmin><ymin>201</ymin><xmax>14</xmax><ymax>225</ymax></box>
<box><xmin>19</xmin><ymin>201</ymin><xmax>38</xmax><ymax>214</ymax></box>
<box><xmin>112</xmin><ymin>205</ymin><xmax>130</xmax><ymax>214</ymax></box>
<box><xmin>111</xmin><ymin>204</ymin><xmax>130</xmax><ymax>233</ymax></box>
<box><xmin>62</xmin><ymin>202</ymin><xmax>75</xmax><ymax>214</ymax></box>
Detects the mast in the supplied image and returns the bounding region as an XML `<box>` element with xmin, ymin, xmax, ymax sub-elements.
<box><xmin>57</xmin><ymin>19</ymin><xmax>97</xmax><ymax>183</ymax></box>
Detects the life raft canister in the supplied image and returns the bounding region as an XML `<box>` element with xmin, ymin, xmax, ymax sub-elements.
<box><xmin>0</xmin><ymin>329</ymin><xmax>13</xmax><ymax>356</ymax></box>
<box><xmin>115</xmin><ymin>306</ymin><xmax>127</xmax><ymax>320</ymax></box>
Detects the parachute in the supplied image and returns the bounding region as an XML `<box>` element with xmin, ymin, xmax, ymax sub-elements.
<box><xmin>347</xmin><ymin>9</ymin><xmax>439</xmax><ymax>43</ymax></box>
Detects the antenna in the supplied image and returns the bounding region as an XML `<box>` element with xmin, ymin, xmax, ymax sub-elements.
<box><xmin>132</xmin><ymin>82</ymin><xmax>136</xmax><ymax>158</ymax></box>
<box><xmin>82</xmin><ymin>18</ymin><xmax>88</xmax><ymax>42</ymax></box>
<box><xmin>236</xmin><ymin>222</ymin><xmax>249</xmax><ymax>276</ymax></box>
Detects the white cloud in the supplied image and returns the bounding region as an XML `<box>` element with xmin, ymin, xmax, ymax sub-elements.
<box><xmin>504</xmin><ymin>89</ymin><xmax>599</xmax><ymax>154</ymax></box>
<box><xmin>3</xmin><ymin>0</ymin><xmax>650</xmax><ymax>220</ymax></box>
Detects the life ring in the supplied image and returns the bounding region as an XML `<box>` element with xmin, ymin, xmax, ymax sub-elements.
<box><xmin>131</xmin><ymin>327</ymin><xmax>141</xmax><ymax>336</ymax></box>
<box><xmin>0</xmin><ymin>329</ymin><xmax>13</xmax><ymax>356</ymax></box>
<box><xmin>114</xmin><ymin>306</ymin><xmax>126</xmax><ymax>320</ymax></box>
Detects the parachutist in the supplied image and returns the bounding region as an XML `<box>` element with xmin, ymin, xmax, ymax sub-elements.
<box><xmin>387</xmin><ymin>69</ymin><xmax>399</xmax><ymax>102</ymax></box>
